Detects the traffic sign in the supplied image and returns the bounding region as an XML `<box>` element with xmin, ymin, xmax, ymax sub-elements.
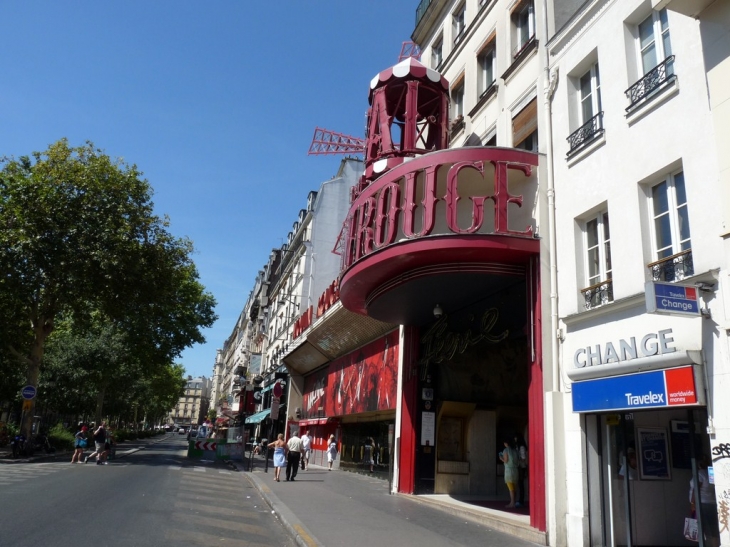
<box><xmin>22</xmin><ymin>400</ymin><xmax>32</xmax><ymax>411</ymax></box>
<box><xmin>21</xmin><ymin>385</ymin><xmax>36</xmax><ymax>400</ymax></box>
<box><xmin>194</xmin><ymin>441</ymin><xmax>217</xmax><ymax>451</ymax></box>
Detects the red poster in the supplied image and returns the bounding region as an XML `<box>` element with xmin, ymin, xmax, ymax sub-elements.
<box><xmin>325</xmin><ymin>330</ymin><xmax>399</xmax><ymax>416</ymax></box>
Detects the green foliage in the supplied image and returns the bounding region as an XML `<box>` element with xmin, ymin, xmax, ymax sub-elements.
<box><xmin>48</xmin><ymin>422</ymin><xmax>74</xmax><ymax>451</ymax></box>
<box><xmin>0</xmin><ymin>139</ymin><xmax>217</xmax><ymax>434</ymax></box>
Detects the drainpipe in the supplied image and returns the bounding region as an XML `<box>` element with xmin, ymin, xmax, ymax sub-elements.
<box><xmin>541</xmin><ymin>0</ymin><xmax>560</xmax><ymax>392</ymax></box>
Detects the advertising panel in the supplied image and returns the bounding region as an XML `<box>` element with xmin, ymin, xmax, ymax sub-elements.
<box><xmin>572</xmin><ymin>365</ymin><xmax>702</xmax><ymax>413</ymax></box>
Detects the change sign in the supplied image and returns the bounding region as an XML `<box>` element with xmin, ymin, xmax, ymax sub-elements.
<box><xmin>646</xmin><ymin>282</ymin><xmax>700</xmax><ymax>316</ymax></box>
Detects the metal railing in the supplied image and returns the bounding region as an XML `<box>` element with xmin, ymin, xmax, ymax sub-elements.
<box><xmin>625</xmin><ymin>56</ymin><xmax>675</xmax><ymax>111</ymax></box>
<box><xmin>415</xmin><ymin>0</ymin><xmax>434</xmax><ymax>27</ymax></box>
<box><xmin>581</xmin><ymin>279</ymin><xmax>613</xmax><ymax>310</ymax></box>
<box><xmin>648</xmin><ymin>249</ymin><xmax>693</xmax><ymax>282</ymax></box>
<box><xmin>567</xmin><ymin>112</ymin><xmax>604</xmax><ymax>156</ymax></box>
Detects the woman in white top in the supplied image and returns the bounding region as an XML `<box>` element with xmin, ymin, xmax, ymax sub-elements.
<box><xmin>327</xmin><ymin>435</ymin><xmax>338</xmax><ymax>471</ymax></box>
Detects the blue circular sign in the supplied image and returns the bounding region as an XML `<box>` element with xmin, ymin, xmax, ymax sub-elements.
<box><xmin>21</xmin><ymin>385</ymin><xmax>37</xmax><ymax>400</ymax></box>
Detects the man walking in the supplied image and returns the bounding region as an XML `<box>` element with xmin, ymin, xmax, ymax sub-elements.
<box><xmin>85</xmin><ymin>421</ymin><xmax>108</xmax><ymax>465</ymax></box>
<box><xmin>285</xmin><ymin>432</ymin><xmax>302</xmax><ymax>481</ymax></box>
<box><xmin>300</xmin><ymin>430</ymin><xmax>311</xmax><ymax>471</ymax></box>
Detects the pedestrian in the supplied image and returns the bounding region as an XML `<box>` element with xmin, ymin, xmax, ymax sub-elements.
<box><xmin>85</xmin><ymin>421</ymin><xmax>108</xmax><ymax>464</ymax></box>
<box><xmin>71</xmin><ymin>424</ymin><xmax>88</xmax><ymax>463</ymax></box>
<box><xmin>500</xmin><ymin>437</ymin><xmax>519</xmax><ymax>509</ymax></box>
<box><xmin>514</xmin><ymin>434</ymin><xmax>528</xmax><ymax>507</ymax></box>
<box><xmin>689</xmin><ymin>454</ymin><xmax>720</xmax><ymax>547</ymax></box>
<box><xmin>363</xmin><ymin>437</ymin><xmax>374</xmax><ymax>473</ymax></box>
<box><xmin>286</xmin><ymin>431</ymin><xmax>303</xmax><ymax>481</ymax></box>
<box><xmin>300</xmin><ymin>430</ymin><xmax>311</xmax><ymax>471</ymax></box>
<box><xmin>327</xmin><ymin>434</ymin><xmax>338</xmax><ymax>471</ymax></box>
<box><xmin>104</xmin><ymin>429</ymin><xmax>115</xmax><ymax>461</ymax></box>
<box><xmin>267</xmin><ymin>434</ymin><xmax>287</xmax><ymax>482</ymax></box>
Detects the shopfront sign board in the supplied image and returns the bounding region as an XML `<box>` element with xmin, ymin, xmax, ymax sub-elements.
<box><xmin>645</xmin><ymin>282</ymin><xmax>700</xmax><ymax>316</ymax></box>
<box><xmin>572</xmin><ymin>365</ymin><xmax>703</xmax><ymax>413</ymax></box>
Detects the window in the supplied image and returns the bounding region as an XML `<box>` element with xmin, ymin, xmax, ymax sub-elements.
<box><xmin>451</xmin><ymin>81</ymin><xmax>465</xmax><ymax>121</ymax></box>
<box><xmin>512</xmin><ymin>0</ymin><xmax>535</xmax><ymax>58</ymax></box>
<box><xmin>567</xmin><ymin>63</ymin><xmax>603</xmax><ymax>154</ymax></box>
<box><xmin>580</xmin><ymin>64</ymin><xmax>601</xmax><ymax>124</ymax></box>
<box><xmin>431</xmin><ymin>37</ymin><xmax>443</xmax><ymax>69</ymax></box>
<box><xmin>626</xmin><ymin>9</ymin><xmax>674</xmax><ymax>109</ymax></box>
<box><xmin>477</xmin><ymin>41</ymin><xmax>496</xmax><ymax>97</ymax></box>
<box><xmin>638</xmin><ymin>9</ymin><xmax>671</xmax><ymax>75</ymax></box>
<box><xmin>648</xmin><ymin>171</ymin><xmax>692</xmax><ymax>281</ymax></box>
<box><xmin>512</xmin><ymin>98</ymin><xmax>537</xmax><ymax>151</ymax></box>
<box><xmin>582</xmin><ymin>211</ymin><xmax>613</xmax><ymax>309</ymax></box>
<box><xmin>453</xmin><ymin>4</ymin><xmax>466</xmax><ymax>45</ymax></box>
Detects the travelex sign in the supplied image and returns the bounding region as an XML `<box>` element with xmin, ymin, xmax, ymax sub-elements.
<box><xmin>572</xmin><ymin>365</ymin><xmax>701</xmax><ymax>413</ymax></box>
<box><xmin>645</xmin><ymin>282</ymin><xmax>700</xmax><ymax>316</ymax></box>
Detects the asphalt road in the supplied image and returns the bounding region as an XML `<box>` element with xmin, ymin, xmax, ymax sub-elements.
<box><xmin>0</xmin><ymin>434</ymin><xmax>295</xmax><ymax>547</ymax></box>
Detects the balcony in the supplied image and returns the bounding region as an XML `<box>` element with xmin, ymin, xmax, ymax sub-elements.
<box><xmin>625</xmin><ymin>56</ymin><xmax>675</xmax><ymax>112</ymax></box>
<box><xmin>581</xmin><ymin>279</ymin><xmax>613</xmax><ymax>310</ymax></box>
<box><xmin>648</xmin><ymin>249</ymin><xmax>693</xmax><ymax>282</ymax></box>
<box><xmin>415</xmin><ymin>0</ymin><xmax>435</xmax><ymax>28</ymax></box>
<box><xmin>566</xmin><ymin>112</ymin><xmax>604</xmax><ymax>157</ymax></box>
<box><xmin>450</xmin><ymin>115</ymin><xmax>465</xmax><ymax>138</ymax></box>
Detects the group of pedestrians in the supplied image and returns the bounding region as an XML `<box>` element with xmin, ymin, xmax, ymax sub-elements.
<box><xmin>267</xmin><ymin>430</ymin><xmax>338</xmax><ymax>482</ymax></box>
<box><xmin>71</xmin><ymin>421</ymin><xmax>114</xmax><ymax>465</ymax></box>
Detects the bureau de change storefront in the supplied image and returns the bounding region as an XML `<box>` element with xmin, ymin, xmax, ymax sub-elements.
<box><xmin>566</xmin><ymin>310</ymin><xmax>719</xmax><ymax>547</ymax></box>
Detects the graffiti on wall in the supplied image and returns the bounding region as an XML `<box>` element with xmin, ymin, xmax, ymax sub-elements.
<box><xmin>712</xmin><ymin>443</ymin><xmax>730</xmax><ymax>462</ymax></box>
<box><xmin>719</xmin><ymin>489</ymin><xmax>730</xmax><ymax>533</ymax></box>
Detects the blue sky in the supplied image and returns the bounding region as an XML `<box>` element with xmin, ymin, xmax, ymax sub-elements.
<box><xmin>0</xmin><ymin>2</ymin><xmax>418</xmax><ymax>379</ymax></box>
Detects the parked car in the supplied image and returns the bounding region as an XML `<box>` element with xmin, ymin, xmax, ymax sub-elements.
<box><xmin>178</xmin><ymin>427</ymin><xmax>186</xmax><ymax>434</ymax></box>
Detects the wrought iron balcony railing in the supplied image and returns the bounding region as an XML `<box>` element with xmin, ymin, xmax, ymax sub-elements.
<box><xmin>567</xmin><ymin>112</ymin><xmax>604</xmax><ymax>156</ymax></box>
<box><xmin>648</xmin><ymin>248</ymin><xmax>693</xmax><ymax>282</ymax></box>
<box><xmin>581</xmin><ymin>279</ymin><xmax>613</xmax><ymax>310</ymax></box>
<box><xmin>625</xmin><ymin>56</ymin><xmax>675</xmax><ymax>111</ymax></box>
<box><xmin>415</xmin><ymin>0</ymin><xmax>434</xmax><ymax>28</ymax></box>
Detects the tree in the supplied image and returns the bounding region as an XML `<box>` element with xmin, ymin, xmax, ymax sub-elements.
<box><xmin>0</xmin><ymin>139</ymin><xmax>216</xmax><ymax>437</ymax></box>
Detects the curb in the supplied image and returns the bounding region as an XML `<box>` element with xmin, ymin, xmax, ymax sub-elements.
<box><xmin>245</xmin><ymin>470</ymin><xmax>323</xmax><ymax>547</ymax></box>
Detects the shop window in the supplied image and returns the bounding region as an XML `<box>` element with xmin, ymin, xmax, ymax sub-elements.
<box><xmin>625</xmin><ymin>9</ymin><xmax>674</xmax><ymax>111</ymax></box>
<box><xmin>647</xmin><ymin>170</ymin><xmax>692</xmax><ymax>281</ymax></box>
<box><xmin>581</xmin><ymin>210</ymin><xmax>613</xmax><ymax>309</ymax></box>
<box><xmin>512</xmin><ymin>97</ymin><xmax>537</xmax><ymax>151</ymax></box>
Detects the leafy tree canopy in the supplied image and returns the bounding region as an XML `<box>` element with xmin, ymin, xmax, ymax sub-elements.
<box><xmin>0</xmin><ymin>139</ymin><xmax>216</xmax><ymax>434</ymax></box>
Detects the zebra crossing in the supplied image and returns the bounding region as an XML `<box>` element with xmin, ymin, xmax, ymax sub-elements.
<box><xmin>0</xmin><ymin>462</ymin><xmax>70</xmax><ymax>486</ymax></box>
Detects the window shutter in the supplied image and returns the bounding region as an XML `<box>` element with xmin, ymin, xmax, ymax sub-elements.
<box><xmin>512</xmin><ymin>98</ymin><xmax>537</xmax><ymax>146</ymax></box>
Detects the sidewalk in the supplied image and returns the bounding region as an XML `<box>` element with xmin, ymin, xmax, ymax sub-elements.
<box><xmin>0</xmin><ymin>432</ymin><xmax>173</xmax><ymax>463</ymax></box>
<box><xmin>243</xmin><ymin>457</ymin><xmax>546</xmax><ymax>547</ymax></box>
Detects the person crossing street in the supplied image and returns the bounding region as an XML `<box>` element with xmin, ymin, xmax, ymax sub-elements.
<box><xmin>84</xmin><ymin>421</ymin><xmax>109</xmax><ymax>465</ymax></box>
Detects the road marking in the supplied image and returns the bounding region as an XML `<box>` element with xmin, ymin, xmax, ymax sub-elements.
<box><xmin>193</xmin><ymin>467</ymin><xmax>206</xmax><ymax>472</ymax></box>
<box><xmin>218</xmin><ymin>470</ymin><xmax>231</xmax><ymax>474</ymax></box>
<box><xmin>169</xmin><ymin>466</ymin><xmax>181</xmax><ymax>470</ymax></box>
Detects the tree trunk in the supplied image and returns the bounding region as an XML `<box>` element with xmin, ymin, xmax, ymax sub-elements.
<box><xmin>94</xmin><ymin>386</ymin><xmax>106</xmax><ymax>426</ymax></box>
